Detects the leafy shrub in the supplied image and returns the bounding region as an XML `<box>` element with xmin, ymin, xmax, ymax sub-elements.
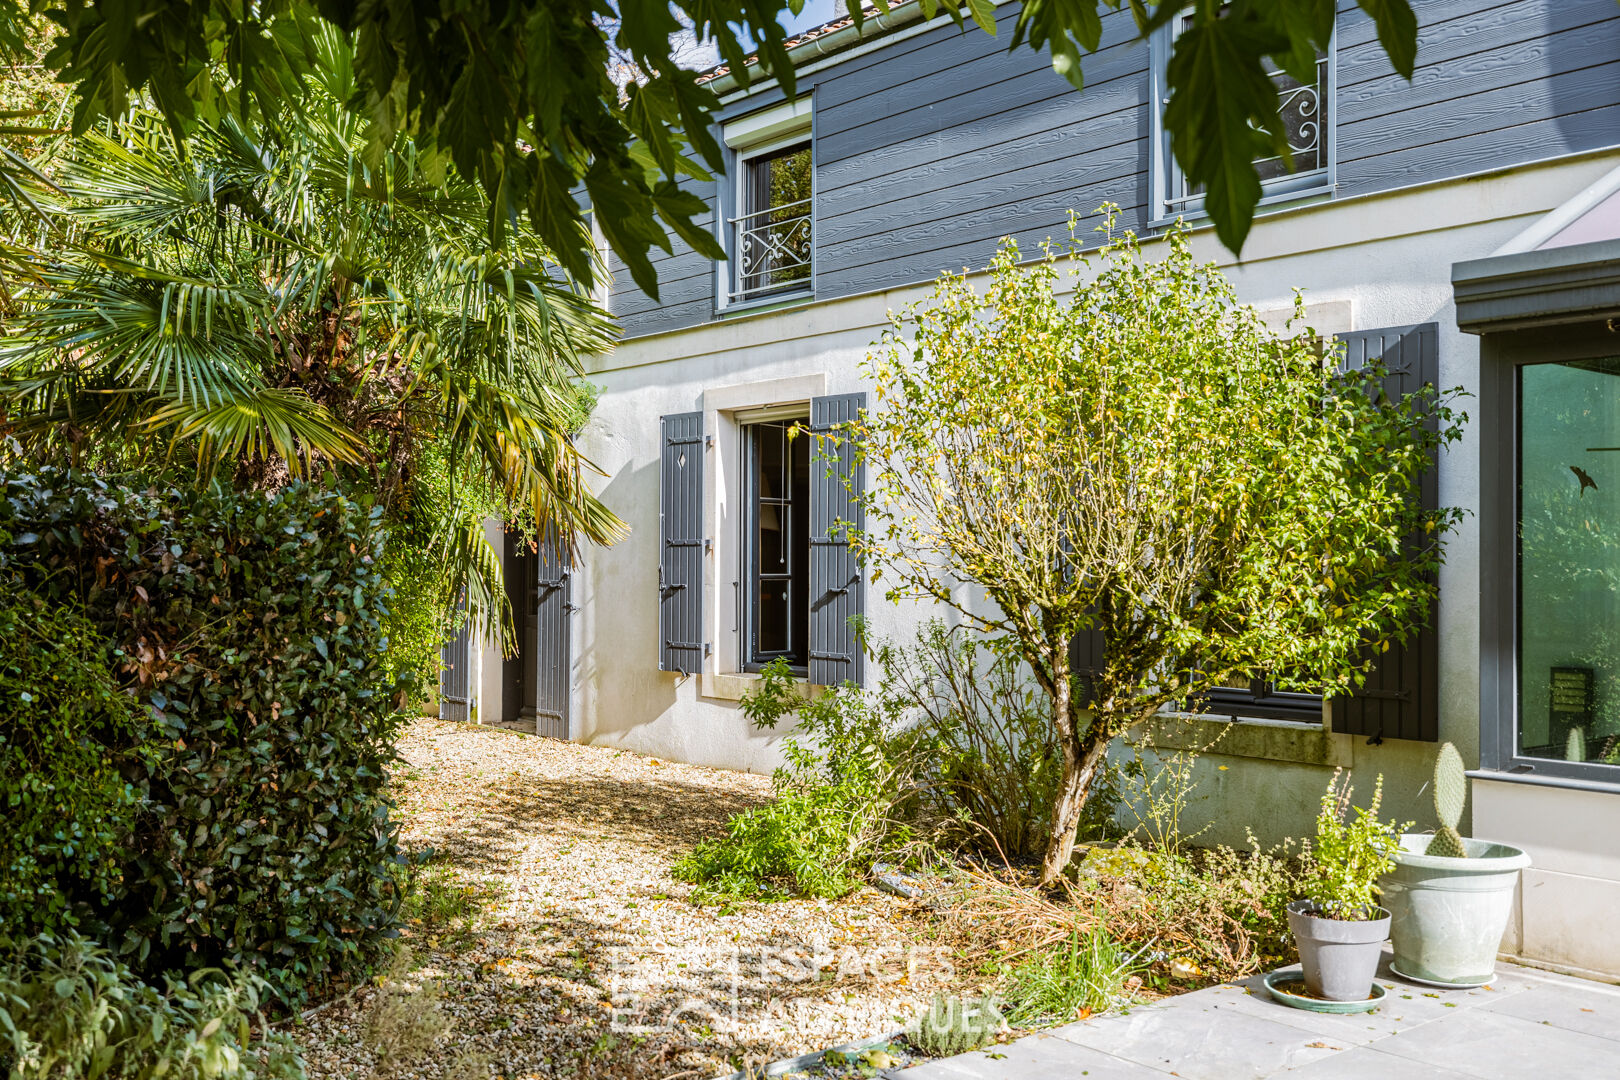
<box><xmin>674</xmin><ymin>664</ymin><xmax>915</xmax><ymax>900</ymax></box>
<box><xmin>0</xmin><ymin>469</ymin><xmax>410</xmax><ymax>1001</ymax></box>
<box><xmin>675</xmin><ymin>622</ymin><xmax>1112</xmax><ymax>900</ymax></box>
<box><xmin>877</xmin><ymin>623</ymin><xmax>1073</xmax><ymax>861</ymax></box>
<box><xmin>0</xmin><ymin>931</ymin><xmax>306</xmax><ymax>1079</ymax></box>
<box><xmin>999</xmin><ymin>925</ymin><xmax>1143</xmax><ymax>1027</ymax></box>
<box><xmin>0</xmin><ymin>590</ymin><xmax>145</xmax><ymax>936</ymax></box>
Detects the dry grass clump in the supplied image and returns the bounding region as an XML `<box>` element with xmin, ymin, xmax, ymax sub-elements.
<box><xmin>935</xmin><ymin>838</ymin><xmax>1308</xmax><ymax>990</ymax></box>
<box><xmin>363</xmin><ymin>950</ymin><xmax>490</xmax><ymax>1080</ymax></box>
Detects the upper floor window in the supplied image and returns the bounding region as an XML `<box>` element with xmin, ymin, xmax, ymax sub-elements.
<box><xmin>734</xmin><ymin>142</ymin><xmax>812</xmax><ymax>301</ymax></box>
<box><xmin>722</xmin><ymin>97</ymin><xmax>814</xmax><ymax>307</ymax></box>
<box><xmin>1153</xmin><ymin>11</ymin><xmax>1335</xmax><ymax>221</ymax></box>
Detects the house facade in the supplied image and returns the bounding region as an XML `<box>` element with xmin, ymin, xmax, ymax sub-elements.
<box><xmin>446</xmin><ymin>0</ymin><xmax>1620</xmax><ymax>980</ymax></box>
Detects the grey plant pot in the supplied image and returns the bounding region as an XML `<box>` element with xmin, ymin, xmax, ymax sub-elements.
<box><xmin>1380</xmin><ymin>834</ymin><xmax>1531</xmax><ymax>988</ymax></box>
<box><xmin>1286</xmin><ymin>899</ymin><xmax>1390</xmax><ymax>1001</ymax></box>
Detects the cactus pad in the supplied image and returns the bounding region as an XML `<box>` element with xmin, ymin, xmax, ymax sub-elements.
<box><xmin>1426</xmin><ymin>824</ymin><xmax>1468</xmax><ymax>859</ymax></box>
<box><xmin>1432</xmin><ymin>742</ymin><xmax>1466</xmax><ymax>830</ymax></box>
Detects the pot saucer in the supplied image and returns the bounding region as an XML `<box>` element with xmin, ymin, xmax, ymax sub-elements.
<box><xmin>1389</xmin><ymin>962</ymin><xmax>1495</xmax><ymax>990</ymax></box>
<box><xmin>1264</xmin><ymin>969</ymin><xmax>1387</xmax><ymax>1014</ymax></box>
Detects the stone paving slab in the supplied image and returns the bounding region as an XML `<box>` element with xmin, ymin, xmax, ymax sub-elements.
<box><xmin>894</xmin><ymin>957</ymin><xmax>1620</xmax><ymax>1080</ymax></box>
<box><xmin>1365</xmin><ymin>1007</ymin><xmax>1620</xmax><ymax>1079</ymax></box>
<box><xmin>895</xmin><ymin>1032</ymin><xmax>1168</xmax><ymax>1079</ymax></box>
<box><xmin>1049</xmin><ymin>998</ymin><xmax>1345</xmax><ymax>1079</ymax></box>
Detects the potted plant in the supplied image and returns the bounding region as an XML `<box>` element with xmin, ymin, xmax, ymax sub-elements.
<box><xmin>1378</xmin><ymin>743</ymin><xmax>1532</xmax><ymax>987</ymax></box>
<box><xmin>1287</xmin><ymin>772</ymin><xmax>1407</xmax><ymax>1001</ymax></box>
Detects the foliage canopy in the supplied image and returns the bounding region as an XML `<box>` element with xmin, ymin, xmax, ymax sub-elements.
<box><xmin>0</xmin><ymin>31</ymin><xmax>622</xmax><ymax>637</ymax></box>
<box><xmin>0</xmin><ymin>0</ymin><xmax>1419</xmax><ymax>274</ymax></box>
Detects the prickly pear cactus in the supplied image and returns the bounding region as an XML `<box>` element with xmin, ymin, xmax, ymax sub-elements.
<box><xmin>1567</xmin><ymin>726</ymin><xmax>1588</xmax><ymax>763</ymax></box>
<box><xmin>1427</xmin><ymin>824</ymin><xmax>1468</xmax><ymax>858</ymax></box>
<box><xmin>1424</xmin><ymin>742</ymin><xmax>1470</xmax><ymax>859</ymax></box>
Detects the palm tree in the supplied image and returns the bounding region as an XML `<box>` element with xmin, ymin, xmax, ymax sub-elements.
<box><xmin>0</xmin><ymin>28</ymin><xmax>625</xmax><ymax>650</ymax></box>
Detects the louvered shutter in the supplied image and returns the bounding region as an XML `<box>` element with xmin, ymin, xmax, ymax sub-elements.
<box><xmin>659</xmin><ymin>412</ymin><xmax>706</xmax><ymax>674</ymax></box>
<box><xmin>808</xmin><ymin>393</ymin><xmax>866</xmax><ymax>687</ymax></box>
<box><xmin>1332</xmin><ymin>324</ymin><xmax>1441</xmax><ymax>742</ymax></box>
<box><xmin>1069</xmin><ymin>616</ymin><xmax>1106</xmax><ymax>707</ymax></box>
<box><xmin>439</xmin><ymin>598</ymin><xmax>473</xmax><ymax>723</ymax></box>
<box><xmin>532</xmin><ymin>533</ymin><xmax>572</xmax><ymax>739</ymax></box>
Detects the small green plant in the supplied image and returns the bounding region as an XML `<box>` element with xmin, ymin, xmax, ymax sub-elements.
<box><xmin>910</xmin><ymin>993</ymin><xmax>1003</xmax><ymax>1057</ymax></box>
<box><xmin>0</xmin><ymin>931</ymin><xmax>306</xmax><ymax>1079</ymax></box>
<box><xmin>1305</xmin><ymin>772</ymin><xmax>1409</xmax><ymax>919</ymax></box>
<box><xmin>402</xmin><ymin>863</ymin><xmax>499</xmax><ymax>932</ymax></box>
<box><xmin>999</xmin><ymin>925</ymin><xmax>1143</xmax><ymax>1027</ymax></box>
<box><xmin>1424</xmin><ymin>742</ymin><xmax>1469</xmax><ymax>858</ymax></box>
<box><xmin>1113</xmin><ymin>727</ymin><xmax>1225</xmax><ymax>856</ymax></box>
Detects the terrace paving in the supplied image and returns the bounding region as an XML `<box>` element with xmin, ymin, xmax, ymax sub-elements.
<box><xmin>898</xmin><ymin>953</ymin><xmax>1620</xmax><ymax>1080</ymax></box>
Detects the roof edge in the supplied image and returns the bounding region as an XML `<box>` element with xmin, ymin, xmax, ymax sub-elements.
<box><xmin>1453</xmin><ymin>238</ymin><xmax>1620</xmax><ymax>334</ymax></box>
<box><xmin>697</xmin><ymin>1</ymin><xmax>930</xmax><ymax>95</ymax></box>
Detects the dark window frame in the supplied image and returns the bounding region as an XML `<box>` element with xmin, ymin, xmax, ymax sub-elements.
<box><xmin>1480</xmin><ymin>320</ymin><xmax>1620</xmax><ymax>790</ymax></box>
<box><xmin>740</xmin><ymin>416</ymin><xmax>812</xmax><ymax>674</ymax></box>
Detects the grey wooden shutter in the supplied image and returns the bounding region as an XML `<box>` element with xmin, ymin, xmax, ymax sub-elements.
<box><xmin>439</xmin><ymin>599</ymin><xmax>473</xmax><ymax>723</ymax></box>
<box><xmin>1332</xmin><ymin>323</ymin><xmax>1441</xmax><ymax>742</ymax></box>
<box><xmin>530</xmin><ymin>533</ymin><xmax>573</xmax><ymax>739</ymax></box>
<box><xmin>808</xmin><ymin>393</ymin><xmax>865</xmax><ymax>687</ymax></box>
<box><xmin>659</xmin><ymin>412</ymin><xmax>706</xmax><ymax>674</ymax></box>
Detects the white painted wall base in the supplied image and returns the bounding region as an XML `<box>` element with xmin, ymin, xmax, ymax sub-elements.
<box><xmin>1473</xmin><ymin>776</ymin><xmax>1620</xmax><ymax>979</ymax></box>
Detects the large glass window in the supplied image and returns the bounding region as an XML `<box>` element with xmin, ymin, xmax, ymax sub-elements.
<box><xmin>1518</xmin><ymin>359</ymin><xmax>1620</xmax><ymax>767</ymax></box>
<box><xmin>744</xmin><ymin>419</ymin><xmax>811</xmax><ymax>668</ymax></box>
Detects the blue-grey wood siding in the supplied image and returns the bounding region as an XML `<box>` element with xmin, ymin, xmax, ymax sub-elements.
<box><xmin>610</xmin><ymin>0</ymin><xmax>1620</xmax><ymax>339</ymax></box>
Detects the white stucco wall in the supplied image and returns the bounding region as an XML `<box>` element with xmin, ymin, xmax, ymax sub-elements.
<box><xmin>566</xmin><ymin>151</ymin><xmax>1620</xmax><ymax>846</ymax></box>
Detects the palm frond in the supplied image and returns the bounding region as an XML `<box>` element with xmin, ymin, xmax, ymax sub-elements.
<box><xmin>143</xmin><ymin>387</ymin><xmax>366</xmax><ymax>475</ymax></box>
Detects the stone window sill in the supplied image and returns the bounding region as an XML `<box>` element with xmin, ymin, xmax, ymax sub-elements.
<box><xmin>701</xmin><ymin>671</ymin><xmax>820</xmax><ymax>703</ymax></box>
<box><xmin>1129</xmin><ymin>711</ymin><xmax>1353</xmax><ymax>768</ymax></box>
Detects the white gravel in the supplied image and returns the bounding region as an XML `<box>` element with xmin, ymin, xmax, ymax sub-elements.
<box><xmin>290</xmin><ymin>720</ymin><xmax>965</xmax><ymax>1080</ymax></box>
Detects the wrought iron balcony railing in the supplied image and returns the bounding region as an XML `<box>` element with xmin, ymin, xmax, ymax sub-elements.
<box><xmin>729</xmin><ymin>197</ymin><xmax>812</xmax><ymax>303</ymax></box>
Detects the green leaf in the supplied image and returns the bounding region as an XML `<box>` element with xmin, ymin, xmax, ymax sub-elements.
<box><xmin>1355</xmin><ymin>0</ymin><xmax>1419</xmax><ymax>79</ymax></box>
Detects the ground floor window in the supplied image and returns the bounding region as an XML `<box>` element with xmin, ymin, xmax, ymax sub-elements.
<box><xmin>1518</xmin><ymin>358</ymin><xmax>1620</xmax><ymax>767</ymax></box>
<box><xmin>743</xmin><ymin>417</ymin><xmax>811</xmax><ymax>670</ymax></box>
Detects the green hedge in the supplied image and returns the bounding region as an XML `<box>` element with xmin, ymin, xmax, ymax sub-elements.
<box><xmin>0</xmin><ymin>593</ymin><xmax>145</xmax><ymax>934</ymax></box>
<box><xmin>0</xmin><ymin>470</ymin><xmax>410</xmax><ymax>1001</ymax></box>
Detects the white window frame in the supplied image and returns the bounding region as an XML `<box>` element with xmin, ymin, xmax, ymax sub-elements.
<box><xmin>716</xmin><ymin>97</ymin><xmax>815</xmax><ymax>312</ymax></box>
<box><xmin>1148</xmin><ymin>11</ymin><xmax>1337</xmax><ymax>226</ymax></box>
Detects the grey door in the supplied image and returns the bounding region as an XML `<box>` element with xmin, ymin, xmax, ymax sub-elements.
<box><xmin>530</xmin><ymin>534</ymin><xmax>573</xmax><ymax>740</ymax></box>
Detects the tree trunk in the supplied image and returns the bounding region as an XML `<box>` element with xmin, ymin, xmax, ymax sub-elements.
<box><xmin>1040</xmin><ymin>700</ymin><xmax>1112</xmax><ymax>887</ymax></box>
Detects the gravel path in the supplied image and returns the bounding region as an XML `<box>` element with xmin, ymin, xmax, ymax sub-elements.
<box><xmin>292</xmin><ymin>719</ymin><xmax>964</xmax><ymax>1080</ymax></box>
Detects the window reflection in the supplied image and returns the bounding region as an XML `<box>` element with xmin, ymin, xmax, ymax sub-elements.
<box><xmin>1518</xmin><ymin>359</ymin><xmax>1620</xmax><ymax>765</ymax></box>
